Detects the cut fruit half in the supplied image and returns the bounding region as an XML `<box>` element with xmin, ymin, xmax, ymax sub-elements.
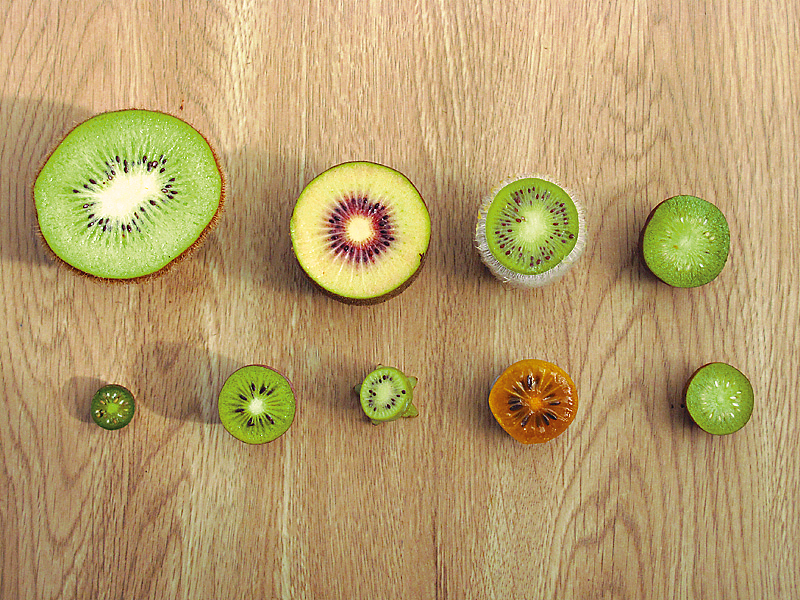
<box><xmin>476</xmin><ymin>176</ymin><xmax>586</xmax><ymax>287</ymax></box>
<box><xmin>91</xmin><ymin>384</ymin><xmax>135</xmax><ymax>430</ymax></box>
<box><xmin>34</xmin><ymin>109</ymin><xmax>224</xmax><ymax>280</ymax></box>
<box><xmin>684</xmin><ymin>363</ymin><xmax>753</xmax><ymax>435</ymax></box>
<box><xmin>218</xmin><ymin>365</ymin><xmax>296</xmax><ymax>444</ymax></box>
<box><xmin>290</xmin><ymin>162</ymin><xmax>430</xmax><ymax>303</ymax></box>
<box><xmin>489</xmin><ymin>359</ymin><xmax>578</xmax><ymax>443</ymax></box>
<box><xmin>355</xmin><ymin>365</ymin><xmax>418</xmax><ymax>425</ymax></box>
<box><xmin>640</xmin><ymin>195</ymin><xmax>730</xmax><ymax>287</ymax></box>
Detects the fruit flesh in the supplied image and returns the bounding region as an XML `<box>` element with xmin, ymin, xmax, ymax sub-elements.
<box><xmin>685</xmin><ymin>363</ymin><xmax>753</xmax><ymax>434</ymax></box>
<box><xmin>489</xmin><ymin>359</ymin><xmax>578</xmax><ymax>443</ymax></box>
<box><xmin>218</xmin><ymin>365</ymin><xmax>296</xmax><ymax>444</ymax></box>
<box><xmin>476</xmin><ymin>176</ymin><xmax>586</xmax><ymax>287</ymax></box>
<box><xmin>641</xmin><ymin>196</ymin><xmax>729</xmax><ymax>287</ymax></box>
<box><xmin>356</xmin><ymin>366</ymin><xmax>418</xmax><ymax>425</ymax></box>
<box><xmin>290</xmin><ymin>162</ymin><xmax>430</xmax><ymax>302</ymax></box>
<box><xmin>91</xmin><ymin>384</ymin><xmax>135</xmax><ymax>430</ymax></box>
<box><xmin>34</xmin><ymin>109</ymin><xmax>223</xmax><ymax>279</ymax></box>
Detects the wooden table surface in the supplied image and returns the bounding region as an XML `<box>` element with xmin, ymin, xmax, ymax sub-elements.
<box><xmin>1</xmin><ymin>1</ymin><xmax>798</xmax><ymax>598</ymax></box>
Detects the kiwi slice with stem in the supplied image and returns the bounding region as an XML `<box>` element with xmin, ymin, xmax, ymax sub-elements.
<box><xmin>640</xmin><ymin>195</ymin><xmax>730</xmax><ymax>287</ymax></box>
<box><xmin>488</xmin><ymin>359</ymin><xmax>578</xmax><ymax>444</ymax></box>
<box><xmin>34</xmin><ymin>109</ymin><xmax>224</xmax><ymax>281</ymax></box>
<box><xmin>91</xmin><ymin>384</ymin><xmax>135</xmax><ymax>430</ymax></box>
<box><xmin>218</xmin><ymin>365</ymin><xmax>296</xmax><ymax>444</ymax></box>
<box><xmin>355</xmin><ymin>365</ymin><xmax>418</xmax><ymax>425</ymax></box>
<box><xmin>290</xmin><ymin>161</ymin><xmax>430</xmax><ymax>304</ymax></box>
<box><xmin>684</xmin><ymin>363</ymin><xmax>754</xmax><ymax>435</ymax></box>
<box><xmin>475</xmin><ymin>176</ymin><xmax>586</xmax><ymax>287</ymax></box>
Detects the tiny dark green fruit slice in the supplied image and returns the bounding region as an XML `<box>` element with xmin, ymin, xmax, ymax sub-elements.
<box><xmin>475</xmin><ymin>176</ymin><xmax>586</xmax><ymax>287</ymax></box>
<box><xmin>641</xmin><ymin>195</ymin><xmax>730</xmax><ymax>287</ymax></box>
<box><xmin>34</xmin><ymin>109</ymin><xmax>224</xmax><ymax>280</ymax></box>
<box><xmin>685</xmin><ymin>363</ymin><xmax>754</xmax><ymax>435</ymax></box>
<box><xmin>218</xmin><ymin>365</ymin><xmax>296</xmax><ymax>444</ymax></box>
<box><xmin>91</xmin><ymin>384</ymin><xmax>135</xmax><ymax>430</ymax></box>
<box><xmin>355</xmin><ymin>365</ymin><xmax>418</xmax><ymax>425</ymax></box>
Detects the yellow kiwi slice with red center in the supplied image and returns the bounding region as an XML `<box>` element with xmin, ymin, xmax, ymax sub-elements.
<box><xmin>489</xmin><ymin>359</ymin><xmax>578</xmax><ymax>444</ymax></box>
<box><xmin>290</xmin><ymin>162</ymin><xmax>430</xmax><ymax>303</ymax></box>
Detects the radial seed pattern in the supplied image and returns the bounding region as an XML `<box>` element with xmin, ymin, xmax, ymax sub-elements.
<box><xmin>476</xmin><ymin>176</ymin><xmax>586</xmax><ymax>287</ymax></box>
<box><xmin>291</xmin><ymin>162</ymin><xmax>430</xmax><ymax>302</ymax></box>
<box><xmin>218</xmin><ymin>365</ymin><xmax>296</xmax><ymax>444</ymax></box>
<box><xmin>685</xmin><ymin>363</ymin><xmax>753</xmax><ymax>435</ymax></box>
<box><xmin>34</xmin><ymin>109</ymin><xmax>223</xmax><ymax>279</ymax></box>
<box><xmin>489</xmin><ymin>359</ymin><xmax>578</xmax><ymax>444</ymax></box>
<box><xmin>358</xmin><ymin>366</ymin><xmax>414</xmax><ymax>423</ymax></box>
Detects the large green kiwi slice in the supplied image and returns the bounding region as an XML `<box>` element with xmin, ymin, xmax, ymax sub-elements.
<box><xmin>34</xmin><ymin>109</ymin><xmax>224</xmax><ymax>280</ymax></box>
<box><xmin>355</xmin><ymin>366</ymin><xmax>418</xmax><ymax>425</ymax></box>
<box><xmin>218</xmin><ymin>365</ymin><xmax>296</xmax><ymax>444</ymax></box>
<box><xmin>476</xmin><ymin>176</ymin><xmax>586</xmax><ymax>287</ymax></box>
<box><xmin>640</xmin><ymin>195</ymin><xmax>730</xmax><ymax>287</ymax></box>
<box><xmin>290</xmin><ymin>162</ymin><xmax>430</xmax><ymax>303</ymax></box>
<box><xmin>685</xmin><ymin>363</ymin><xmax>754</xmax><ymax>435</ymax></box>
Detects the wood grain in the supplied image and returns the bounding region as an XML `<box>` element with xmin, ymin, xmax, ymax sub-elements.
<box><xmin>1</xmin><ymin>0</ymin><xmax>798</xmax><ymax>598</ymax></box>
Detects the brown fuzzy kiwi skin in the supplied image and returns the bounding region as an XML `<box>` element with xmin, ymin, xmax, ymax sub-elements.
<box><xmin>637</xmin><ymin>200</ymin><xmax>663</xmax><ymax>280</ymax></box>
<box><xmin>293</xmin><ymin>161</ymin><xmax>430</xmax><ymax>305</ymax></box>
<box><xmin>32</xmin><ymin>109</ymin><xmax>226</xmax><ymax>284</ymax></box>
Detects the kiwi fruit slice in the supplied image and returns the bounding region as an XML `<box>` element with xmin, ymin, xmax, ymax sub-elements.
<box><xmin>218</xmin><ymin>365</ymin><xmax>296</xmax><ymax>444</ymax></box>
<box><xmin>475</xmin><ymin>176</ymin><xmax>586</xmax><ymax>287</ymax></box>
<box><xmin>640</xmin><ymin>195</ymin><xmax>730</xmax><ymax>287</ymax></box>
<box><xmin>684</xmin><ymin>363</ymin><xmax>754</xmax><ymax>435</ymax></box>
<box><xmin>488</xmin><ymin>359</ymin><xmax>578</xmax><ymax>444</ymax></box>
<box><xmin>34</xmin><ymin>109</ymin><xmax>224</xmax><ymax>280</ymax></box>
<box><xmin>290</xmin><ymin>162</ymin><xmax>430</xmax><ymax>303</ymax></box>
<box><xmin>91</xmin><ymin>384</ymin><xmax>135</xmax><ymax>430</ymax></box>
<box><xmin>355</xmin><ymin>365</ymin><xmax>418</xmax><ymax>425</ymax></box>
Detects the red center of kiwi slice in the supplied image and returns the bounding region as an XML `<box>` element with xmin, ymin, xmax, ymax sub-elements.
<box><xmin>291</xmin><ymin>162</ymin><xmax>430</xmax><ymax>303</ymax></box>
<box><xmin>489</xmin><ymin>359</ymin><xmax>578</xmax><ymax>444</ymax></box>
<box><xmin>325</xmin><ymin>194</ymin><xmax>396</xmax><ymax>263</ymax></box>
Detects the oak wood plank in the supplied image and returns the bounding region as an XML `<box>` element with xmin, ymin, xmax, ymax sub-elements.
<box><xmin>1</xmin><ymin>0</ymin><xmax>797</xmax><ymax>598</ymax></box>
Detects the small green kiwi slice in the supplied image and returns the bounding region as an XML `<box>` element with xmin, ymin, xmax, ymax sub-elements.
<box><xmin>34</xmin><ymin>109</ymin><xmax>224</xmax><ymax>280</ymax></box>
<box><xmin>290</xmin><ymin>162</ymin><xmax>430</xmax><ymax>304</ymax></box>
<box><xmin>91</xmin><ymin>384</ymin><xmax>135</xmax><ymax>430</ymax></box>
<box><xmin>218</xmin><ymin>365</ymin><xmax>296</xmax><ymax>444</ymax></box>
<box><xmin>355</xmin><ymin>366</ymin><xmax>418</xmax><ymax>425</ymax></box>
<box><xmin>640</xmin><ymin>195</ymin><xmax>730</xmax><ymax>287</ymax></box>
<box><xmin>685</xmin><ymin>363</ymin><xmax>754</xmax><ymax>435</ymax></box>
<box><xmin>475</xmin><ymin>176</ymin><xmax>586</xmax><ymax>287</ymax></box>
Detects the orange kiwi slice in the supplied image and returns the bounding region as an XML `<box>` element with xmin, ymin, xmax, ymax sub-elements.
<box><xmin>489</xmin><ymin>359</ymin><xmax>578</xmax><ymax>444</ymax></box>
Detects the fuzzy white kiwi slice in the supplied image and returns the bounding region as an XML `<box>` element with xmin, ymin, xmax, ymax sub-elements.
<box><xmin>476</xmin><ymin>176</ymin><xmax>586</xmax><ymax>287</ymax></box>
<box><xmin>34</xmin><ymin>109</ymin><xmax>224</xmax><ymax>280</ymax></box>
<box><xmin>290</xmin><ymin>162</ymin><xmax>430</xmax><ymax>303</ymax></box>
